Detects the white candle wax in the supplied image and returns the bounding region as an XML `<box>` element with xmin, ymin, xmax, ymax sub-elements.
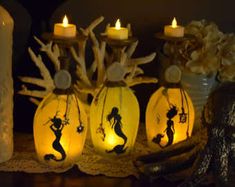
<box><xmin>54</xmin><ymin>15</ymin><xmax>76</xmax><ymax>38</ymax></box>
<box><xmin>0</xmin><ymin>5</ymin><xmax>14</xmax><ymax>163</ymax></box>
<box><xmin>164</xmin><ymin>17</ymin><xmax>184</xmax><ymax>37</ymax></box>
<box><xmin>107</xmin><ymin>19</ymin><xmax>128</xmax><ymax>40</ymax></box>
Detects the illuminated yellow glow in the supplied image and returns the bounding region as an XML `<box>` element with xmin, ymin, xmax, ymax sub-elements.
<box><xmin>34</xmin><ymin>93</ymin><xmax>87</xmax><ymax>167</ymax></box>
<box><xmin>106</xmin><ymin>134</ymin><xmax>118</xmax><ymax>146</ymax></box>
<box><xmin>90</xmin><ymin>86</ymin><xmax>140</xmax><ymax>157</ymax></box>
<box><xmin>146</xmin><ymin>86</ymin><xmax>195</xmax><ymax>150</ymax></box>
<box><xmin>63</xmin><ymin>15</ymin><xmax>69</xmax><ymax>27</ymax></box>
<box><xmin>115</xmin><ymin>19</ymin><xmax>121</xmax><ymax>30</ymax></box>
<box><xmin>172</xmin><ymin>17</ymin><xmax>177</xmax><ymax>28</ymax></box>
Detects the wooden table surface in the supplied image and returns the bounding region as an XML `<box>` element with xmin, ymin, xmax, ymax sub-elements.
<box><xmin>0</xmin><ymin>167</ymin><xmax>217</xmax><ymax>187</ymax></box>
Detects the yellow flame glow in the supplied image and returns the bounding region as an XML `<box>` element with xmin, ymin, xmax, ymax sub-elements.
<box><xmin>63</xmin><ymin>15</ymin><xmax>69</xmax><ymax>27</ymax></box>
<box><xmin>172</xmin><ymin>17</ymin><xmax>177</xmax><ymax>28</ymax></box>
<box><xmin>115</xmin><ymin>19</ymin><xmax>121</xmax><ymax>30</ymax></box>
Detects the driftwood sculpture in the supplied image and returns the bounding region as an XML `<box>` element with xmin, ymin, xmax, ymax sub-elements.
<box><xmin>18</xmin><ymin>16</ymin><xmax>157</xmax><ymax>108</ymax></box>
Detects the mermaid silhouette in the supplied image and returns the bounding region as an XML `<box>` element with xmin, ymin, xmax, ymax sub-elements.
<box><xmin>106</xmin><ymin>107</ymin><xmax>128</xmax><ymax>155</ymax></box>
<box><xmin>152</xmin><ymin>105</ymin><xmax>178</xmax><ymax>148</ymax></box>
<box><xmin>44</xmin><ymin>116</ymin><xmax>67</xmax><ymax>161</ymax></box>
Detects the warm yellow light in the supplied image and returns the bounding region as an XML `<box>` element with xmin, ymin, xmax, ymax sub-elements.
<box><xmin>115</xmin><ymin>19</ymin><xmax>121</xmax><ymax>30</ymax></box>
<box><xmin>34</xmin><ymin>92</ymin><xmax>87</xmax><ymax>168</ymax></box>
<box><xmin>90</xmin><ymin>86</ymin><xmax>140</xmax><ymax>157</ymax></box>
<box><xmin>172</xmin><ymin>17</ymin><xmax>177</xmax><ymax>28</ymax></box>
<box><xmin>106</xmin><ymin>134</ymin><xmax>118</xmax><ymax>146</ymax></box>
<box><xmin>63</xmin><ymin>15</ymin><xmax>69</xmax><ymax>27</ymax></box>
<box><xmin>146</xmin><ymin>86</ymin><xmax>195</xmax><ymax>150</ymax></box>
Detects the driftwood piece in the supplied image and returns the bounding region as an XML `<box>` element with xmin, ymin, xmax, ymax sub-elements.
<box><xmin>135</xmin><ymin>128</ymin><xmax>207</xmax><ymax>178</ymax></box>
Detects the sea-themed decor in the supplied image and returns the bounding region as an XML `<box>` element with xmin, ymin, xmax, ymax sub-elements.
<box><xmin>18</xmin><ymin>16</ymin><xmax>157</xmax><ymax>108</ymax></box>
<box><xmin>34</xmin><ymin>89</ymin><xmax>87</xmax><ymax>167</ymax></box>
<box><xmin>146</xmin><ymin>65</ymin><xmax>195</xmax><ymax>150</ymax></box>
<box><xmin>90</xmin><ymin>62</ymin><xmax>140</xmax><ymax>156</ymax></box>
<box><xmin>33</xmin><ymin>29</ymin><xmax>87</xmax><ymax>167</ymax></box>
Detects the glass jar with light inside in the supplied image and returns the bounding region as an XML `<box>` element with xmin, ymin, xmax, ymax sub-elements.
<box><xmin>89</xmin><ymin>62</ymin><xmax>140</xmax><ymax>157</ymax></box>
<box><xmin>34</xmin><ymin>19</ymin><xmax>87</xmax><ymax>168</ymax></box>
<box><xmin>146</xmin><ymin>65</ymin><xmax>195</xmax><ymax>150</ymax></box>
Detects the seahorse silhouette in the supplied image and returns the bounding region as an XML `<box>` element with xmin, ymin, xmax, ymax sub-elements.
<box><xmin>152</xmin><ymin>105</ymin><xmax>178</xmax><ymax>148</ymax></box>
<box><xmin>44</xmin><ymin>116</ymin><xmax>66</xmax><ymax>161</ymax></box>
<box><xmin>106</xmin><ymin>107</ymin><xmax>128</xmax><ymax>155</ymax></box>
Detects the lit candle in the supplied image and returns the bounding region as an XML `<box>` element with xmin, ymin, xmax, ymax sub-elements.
<box><xmin>164</xmin><ymin>17</ymin><xmax>184</xmax><ymax>37</ymax></box>
<box><xmin>107</xmin><ymin>19</ymin><xmax>128</xmax><ymax>40</ymax></box>
<box><xmin>54</xmin><ymin>15</ymin><xmax>76</xmax><ymax>38</ymax></box>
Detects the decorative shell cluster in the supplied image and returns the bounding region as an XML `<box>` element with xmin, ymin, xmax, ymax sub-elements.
<box><xmin>18</xmin><ymin>17</ymin><xmax>158</xmax><ymax>108</ymax></box>
<box><xmin>164</xmin><ymin>19</ymin><xmax>235</xmax><ymax>82</ymax></box>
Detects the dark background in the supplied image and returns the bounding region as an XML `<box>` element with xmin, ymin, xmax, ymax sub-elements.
<box><xmin>1</xmin><ymin>0</ymin><xmax>235</xmax><ymax>132</ymax></box>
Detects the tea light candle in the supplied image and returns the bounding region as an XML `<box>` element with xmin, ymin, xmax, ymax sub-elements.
<box><xmin>54</xmin><ymin>15</ymin><xmax>76</xmax><ymax>38</ymax></box>
<box><xmin>107</xmin><ymin>19</ymin><xmax>128</xmax><ymax>40</ymax></box>
<box><xmin>164</xmin><ymin>17</ymin><xmax>184</xmax><ymax>37</ymax></box>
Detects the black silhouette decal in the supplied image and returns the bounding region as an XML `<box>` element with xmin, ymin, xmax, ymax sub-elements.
<box><xmin>152</xmin><ymin>105</ymin><xmax>178</xmax><ymax>148</ymax></box>
<box><xmin>44</xmin><ymin>114</ymin><xmax>68</xmax><ymax>161</ymax></box>
<box><xmin>106</xmin><ymin>107</ymin><xmax>128</xmax><ymax>155</ymax></box>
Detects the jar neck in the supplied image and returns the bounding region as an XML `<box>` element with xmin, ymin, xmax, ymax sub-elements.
<box><xmin>164</xmin><ymin>82</ymin><xmax>182</xmax><ymax>88</ymax></box>
<box><xmin>105</xmin><ymin>80</ymin><xmax>127</xmax><ymax>87</ymax></box>
<box><xmin>53</xmin><ymin>87</ymin><xmax>74</xmax><ymax>95</ymax></box>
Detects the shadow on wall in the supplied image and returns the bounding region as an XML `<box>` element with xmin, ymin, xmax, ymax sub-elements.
<box><xmin>5</xmin><ymin>0</ymin><xmax>235</xmax><ymax>132</ymax></box>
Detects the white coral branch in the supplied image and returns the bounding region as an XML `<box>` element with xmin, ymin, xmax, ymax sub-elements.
<box><xmin>126</xmin><ymin>41</ymin><xmax>138</xmax><ymax>58</ymax></box>
<box><xmin>18</xmin><ymin>77</ymin><xmax>49</xmax><ymax>88</ymax></box>
<box><xmin>90</xmin><ymin>30</ymin><xmax>106</xmax><ymax>86</ymax></box>
<box><xmin>127</xmin><ymin>52</ymin><xmax>156</xmax><ymax>66</ymax></box>
<box><xmin>80</xmin><ymin>16</ymin><xmax>104</xmax><ymax>36</ymax></box>
<box><xmin>125</xmin><ymin>77</ymin><xmax>158</xmax><ymax>87</ymax></box>
<box><xmin>28</xmin><ymin>48</ymin><xmax>54</xmax><ymax>85</ymax></box>
<box><xmin>18</xmin><ymin>48</ymin><xmax>55</xmax><ymax>103</ymax></box>
<box><xmin>18</xmin><ymin>85</ymin><xmax>48</xmax><ymax>98</ymax></box>
<box><xmin>34</xmin><ymin>36</ymin><xmax>60</xmax><ymax>71</ymax></box>
<box><xmin>70</xmin><ymin>47</ymin><xmax>92</xmax><ymax>86</ymax></box>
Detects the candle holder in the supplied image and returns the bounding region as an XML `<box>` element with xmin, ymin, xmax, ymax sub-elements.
<box><xmin>100</xmin><ymin>35</ymin><xmax>137</xmax><ymax>63</ymax></box>
<box><xmin>42</xmin><ymin>32</ymin><xmax>87</xmax><ymax>56</ymax></box>
<box><xmin>42</xmin><ymin>32</ymin><xmax>88</xmax><ymax>84</ymax></box>
<box><xmin>155</xmin><ymin>32</ymin><xmax>196</xmax><ymax>65</ymax></box>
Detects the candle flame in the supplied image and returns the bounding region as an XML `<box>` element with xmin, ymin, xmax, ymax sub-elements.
<box><xmin>172</xmin><ymin>17</ymin><xmax>177</xmax><ymax>28</ymax></box>
<box><xmin>63</xmin><ymin>15</ymin><xmax>69</xmax><ymax>27</ymax></box>
<box><xmin>115</xmin><ymin>19</ymin><xmax>121</xmax><ymax>30</ymax></box>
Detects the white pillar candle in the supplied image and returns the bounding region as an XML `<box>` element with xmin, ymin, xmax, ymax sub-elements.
<box><xmin>0</xmin><ymin>5</ymin><xmax>14</xmax><ymax>163</ymax></box>
<box><xmin>107</xmin><ymin>19</ymin><xmax>128</xmax><ymax>40</ymax></box>
<box><xmin>164</xmin><ymin>17</ymin><xmax>184</xmax><ymax>37</ymax></box>
<box><xmin>54</xmin><ymin>15</ymin><xmax>76</xmax><ymax>38</ymax></box>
